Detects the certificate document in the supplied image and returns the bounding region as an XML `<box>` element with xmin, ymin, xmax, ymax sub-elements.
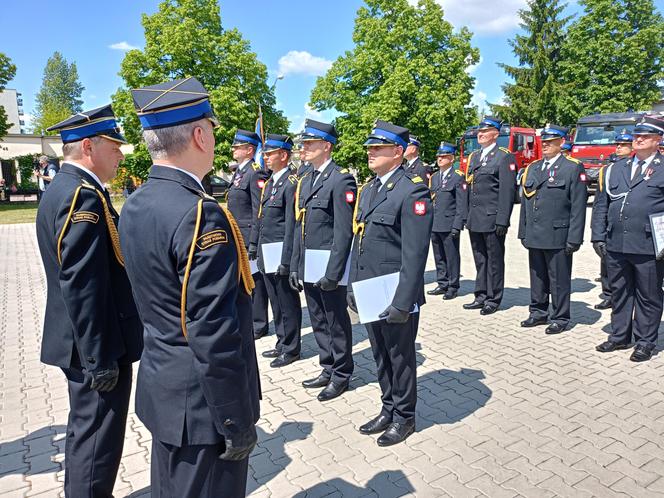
<box><xmin>649</xmin><ymin>212</ymin><xmax>664</xmax><ymax>259</ymax></box>
<box><xmin>352</xmin><ymin>272</ymin><xmax>418</xmax><ymax>324</ymax></box>
<box><xmin>261</xmin><ymin>242</ymin><xmax>283</xmax><ymax>274</ymax></box>
<box><xmin>303</xmin><ymin>249</ymin><xmax>350</xmax><ymax>285</ymax></box>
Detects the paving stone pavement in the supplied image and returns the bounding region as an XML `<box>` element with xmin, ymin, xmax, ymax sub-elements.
<box><xmin>2</xmin><ymin>206</ymin><xmax>664</xmax><ymax>497</ymax></box>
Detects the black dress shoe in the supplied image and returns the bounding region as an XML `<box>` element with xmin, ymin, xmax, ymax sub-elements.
<box><xmin>261</xmin><ymin>349</ymin><xmax>280</xmax><ymax>358</ymax></box>
<box><xmin>463</xmin><ymin>300</ymin><xmax>484</xmax><ymax>310</ymax></box>
<box><xmin>270</xmin><ymin>353</ymin><xmax>300</xmax><ymax>368</ymax></box>
<box><xmin>594</xmin><ymin>299</ymin><xmax>612</xmax><ymax>310</ymax></box>
<box><xmin>594</xmin><ymin>277</ymin><xmax>602</xmax><ymax>282</ymax></box>
<box><xmin>377</xmin><ymin>421</ymin><xmax>415</xmax><ymax>446</ymax></box>
<box><xmin>630</xmin><ymin>345</ymin><xmax>654</xmax><ymax>362</ymax></box>
<box><xmin>443</xmin><ymin>289</ymin><xmax>457</xmax><ymax>300</ymax></box>
<box><xmin>302</xmin><ymin>373</ymin><xmax>331</xmax><ymax>389</ymax></box>
<box><xmin>480</xmin><ymin>305</ymin><xmax>498</xmax><ymax>315</ymax></box>
<box><xmin>595</xmin><ymin>340</ymin><xmax>630</xmax><ymax>352</ymax></box>
<box><xmin>253</xmin><ymin>329</ymin><xmax>268</xmax><ymax>340</ymax></box>
<box><xmin>521</xmin><ymin>317</ymin><xmax>548</xmax><ymax>328</ymax></box>
<box><xmin>427</xmin><ymin>285</ymin><xmax>448</xmax><ymax>296</ymax></box>
<box><xmin>359</xmin><ymin>414</ymin><xmax>392</xmax><ymax>435</ymax></box>
<box><xmin>545</xmin><ymin>322</ymin><xmax>565</xmax><ymax>335</ymax></box>
<box><xmin>317</xmin><ymin>381</ymin><xmax>349</xmax><ymax>402</ymax></box>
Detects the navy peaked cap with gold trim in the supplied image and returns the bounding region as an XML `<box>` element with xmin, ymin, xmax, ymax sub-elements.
<box><xmin>364</xmin><ymin>120</ymin><xmax>409</xmax><ymax>149</ymax></box>
<box><xmin>232</xmin><ymin>129</ymin><xmax>261</xmax><ymax>147</ymax></box>
<box><xmin>298</xmin><ymin>119</ymin><xmax>338</xmax><ymax>144</ymax></box>
<box><xmin>541</xmin><ymin>124</ymin><xmax>568</xmax><ymax>141</ymax></box>
<box><xmin>633</xmin><ymin>115</ymin><xmax>664</xmax><ymax>136</ymax></box>
<box><xmin>436</xmin><ymin>141</ymin><xmax>457</xmax><ymax>155</ymax></box>
<box><xmin>131</xmin><ymin>77</ymin><xmax>218</xmax><ymax>130</ymax></box>
<box><xmin>47</xmin><ymin>104</ymin><xmax>126</xmax><ymax>144</ymax></box>
<box><xmin>263</xmin><ymin>133</ymin><xmax>293</xmax><ymax>152</ymax></box>
<box><xmin>478</xmin><ymin>116</ymin><xmax>502</xmax><ymax>131</ymax></box>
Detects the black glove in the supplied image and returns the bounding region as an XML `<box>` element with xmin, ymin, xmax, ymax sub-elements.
<box><xmin>495</xmin><ymin>225</ymin><xmax>508</xmax><ymax>237</ymax></box>
<box><xmin>288</xmin><ymin>272</ymin><xmax>303</xmax><ymax>292</ymax></box>
<box><xmin>378</xmin><ymin>305</ymin><xmax>410</xmax><ymax>324</ymax></box>
<box><xmin>565</xmin><ymin>242</ymin><xmax>581</xmax><ymax>255</ymax></box>
<box><xmin>277</xmin><ymin>264</ymin><xmax>290</xmax><ymax>277</ymax></box>
<box><xmin>247</xmin><ymin>243</ymin><xmax>258</xmax><ymax>261</ymax></box>
<box><xmin>450</xmin><ymin>229</ymin><xmax>460</xmax><ymax>239</ymax></box>
<box><xmin>520</xmin><ymin>238</ymin><xmax>528</xmax><ymax>249</ymax></box>
<box><xmin>657</xmin><ymin>251</ymin><xmax>664</xmax><ymax>262</ymax></box>
<box><xmin>347</xmin><ymin>291</ymin><xmax>358</xmax><ymax>313</ymax></box>
<box><xmin>314</xmin><ymin>276</ymin><xmax>338</xmax><ymax>292</ymax></box>
<box><xmin>593</xmin><ymin>241</ymin><xmax>607</xmax><ymax>258</ymax></box>
<box><xmin>89</xmin><ymin>362</ymin><xmax>119</xmax><ymax>392</ymax></box>
<box><xmin>219</xmin><ymin>424</ymin><xmax>257</xmax><ymax>461</ymax></box>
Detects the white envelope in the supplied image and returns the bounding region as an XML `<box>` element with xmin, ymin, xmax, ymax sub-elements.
<box><xmin>352</xmin><ymin>272</ymin><xmax>418</xmax><ymax>324</ymax></box>
<box><xmin>250</xmin><ymin>259</ymin><xmax>259</xmax><ymax>275</ymax></box>
<box><xmin>304</xmin><ymin>249</ymin><xmax>350</xmax><ymax>286</ymax></box>
<box><xmin>261</xmin><ymin>242</ymin><xmax>283</xmax><ymax>274</ymax></box>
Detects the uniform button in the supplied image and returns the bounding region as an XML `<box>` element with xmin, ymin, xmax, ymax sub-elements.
<box><xmin>380</xmin><ymin>217</ymin><xmax>384</xmax><ymax>221</ymax></box>
<box><xmin>223</xmin><ymin>419</ymin><xmax>233</xmax><ymax>426</ymax></box>
<box><xmin>624</xmin><ymin>230</ymin><xmax>627</xmax><ymax>233</ymax></box>
<box><xmin>534</xmin><ymin>218</ymin><xmax>538</xmax><ymax>222</ymax></box>
<box><xmin>119</xmin><ymin>312</ymin><xmax>125</xmax><ymax>318</ymax></box>
<box><xmin>534</xmin><ymin>207</ymin><xmax>538</xmax><ymax>211</ymax></box>
<box><xmin>360</xmin><ymin>266</ymin><xmax>365</xmax><ymax>270</ymax></box>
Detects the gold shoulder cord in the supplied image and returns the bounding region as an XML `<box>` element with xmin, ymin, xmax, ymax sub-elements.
<box><xmin>294</xmin><ymin>173</ymin><xmax>311</xmax><ymax>239</ymax></box>
<box><xmin>56</xmin><ymin>185</ymin><xmax>125</xmax><ymax>267</ymax></box>
<box><xmin>598</xmin><ymin>166</ymin><xmax>605</xmax><ymax>193</ymax></box>
<box><xmin>181</xmin><ymin>200</ymin><xmax>256</xmax><ymax>340</ymax></box>
<box><xmin>465</xmin><ymin>152</ymin><xmax>475</xmax><ymax>184</ymax></box>
<box><xmin>521</xmin><ymin>163</ymin><xmax>536</xmax><ymax>199</ymax></box>
<box><xmin>352</xmin><ymin>184</ymin><xmax>367</xmax><ymax>252</ymax></box>
<box><xmin>257</xmin><ymin>181</ymin><xmax>268</xmax><ymax>219</ymax></box>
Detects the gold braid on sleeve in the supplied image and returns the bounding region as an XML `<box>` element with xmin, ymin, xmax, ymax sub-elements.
<box><xmin>221</xmin><ymin>206</ymin><xmax>255</xmax><ymax>295</ymax></box>
<box><xmin>95</xmin><ymin>191</ymin><xmax>125</xmax><ymax>267</ymax></box>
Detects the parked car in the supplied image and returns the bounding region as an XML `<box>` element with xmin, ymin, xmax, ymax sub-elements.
<box><xmin>204</xmin><ymin>174</ymin><xmax>230</xmax><ymax>198</ymax></box>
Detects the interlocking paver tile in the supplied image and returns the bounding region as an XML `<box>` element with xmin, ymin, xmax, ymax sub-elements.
<box><xmin>3</xmin><ymin>209</ymin><xmax>664</xmax><ymax>497</ymax></box>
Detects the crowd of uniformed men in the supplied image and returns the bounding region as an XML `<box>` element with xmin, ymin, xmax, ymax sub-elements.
<box><xmin>34</xmin><ymin>75</ymin><xmax>664</xmax><ymax>497</ymax></box>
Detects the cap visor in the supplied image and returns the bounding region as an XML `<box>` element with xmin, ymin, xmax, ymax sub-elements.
<box><xmin>100</xmin><ymin>131</ymin><xmax>128</xmax><ymax>144</ymax></box>
<box><xmin>363</xmin><ymin>137</ymin><xmax>394</xmax><ymax>147</ymax></box>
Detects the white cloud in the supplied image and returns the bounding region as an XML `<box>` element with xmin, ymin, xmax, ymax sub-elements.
<box><xmin>471</xmin><ymin>89</ymin><xmax>488</xmax><ymax>110</ymax></box>
<box><xmin>109</xmin><ymin>41</ymin><xmax>139</xmax><ymax>51</ymax></box>
<box><xmin>408</xmin><ymin>0</ymin><xmax>526</xmax><ymax>35</ymax></box>
<box><xmin>277</xmin><ymin>51</ymin><xmax>333</xmax><ymax>77</ymax></box>
<box><xmin>466</xmin><ymin>55</ymin><xmax>483</xmax><ymax>74</ymax></box>
<box><xmin>288</xmin><ymin>103</ymin><xmax>334</xmax><ymax>134</ymax></box>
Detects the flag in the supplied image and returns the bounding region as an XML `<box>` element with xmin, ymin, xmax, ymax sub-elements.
<box><xmin>254</xmin><ymin>104</ymin><xmax>265</xmax><ymax>169</ymax></box>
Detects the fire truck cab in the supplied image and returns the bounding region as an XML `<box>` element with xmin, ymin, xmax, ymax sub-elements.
<box><xmin>458</xmin><ymin>124</ymin><xmax>542</xmax><ymax>174</ymax></box>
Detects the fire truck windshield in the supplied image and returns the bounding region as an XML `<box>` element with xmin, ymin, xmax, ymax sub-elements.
<box><xmin>463</xmin><ymin>135</ymin><xmax>510</xmax><ymax>154</ymax></box>
<box><xmin>575</xmin><ymin>124</ymin><xmax>636</xmax><ymax>145</ymax></box>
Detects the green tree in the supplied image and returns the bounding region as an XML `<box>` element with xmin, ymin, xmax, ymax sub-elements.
<box><xmin>492</xmin><ymin>0</ymin><xmax>573</xmax><ymax>126</ymax></box>
<box><xmin>558</xmin><ymin>0</ymin><xmax>664</xmax><ymax>124</ymax></box>
<box><xmin>113</xmin><ymin>0</ymin><xmax>288</xmax><ymax>179</ymax></box>
<box><xmin>0</xmin><ymin>53</ymin><xmax>17</xmax><ymax>137</ymax></box>
<box><xmin>32</xmin><ymin>52</ymin><xmax>84</xmax><ymax>134</ymax></box>
<box><xmin>309</xmin><ymin>0</ymin><xmax>479</xmax><ymax>178</ymax></box>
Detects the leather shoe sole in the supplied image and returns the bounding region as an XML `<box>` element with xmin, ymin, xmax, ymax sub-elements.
<box><xmin>480</xmin><ymin>305</ymin><xmax>498</xmax><ymax>315</ymax></box>
<box><xmin>317</xmin><ymin>381</ymin><xmax>349</xmax><ymax>402</ymax></box>
<box><xmin>359</xmin><ymin>414</ymin><xmax>392</xmax><ymax>435</ymax></box>
<box><xmin>545</xmin><ymin>323</ymin><xmax>565</xmax><ymax>335</ymax></box>
<box><xmin>521</xmin><ymin>317</ymin><xmax>548</xmax><ymax>328</ymax></box>
<box><xmin>443</xmin><ymin>291</ymin><xmax>457</xmax><ymax>300</ymax></box>
<box><xmin>596</xmin><ymin>341</ymin><xmax>630</xmax><ymax>353</ymax></box>
<box><xmin>270</xmin><ymin>354</ymin><xmax>300</xmax><ymax>368</ymax></box>
<box><xmin>377</xmin><ymin>422</ymin><xmax>415</xmax><ymax>446</ymax></box>
<box><xmin>463</xmin><ymin>301</ymin><xmax>484</xmax><ymax>310</ymax></box>
<box><xmin>302</xmin><ymin>375</ymin><xmax>331</xmax><ymax>389</ymax></box>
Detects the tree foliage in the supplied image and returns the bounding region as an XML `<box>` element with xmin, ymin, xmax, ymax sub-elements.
<box><xmin>492</xmin><ymin>0</ymin><xmax>573</xmax><ymax>126</ymax></box>
<box><xmin>32</xmin><ymin>52</ymin><xmax>84</xmax><ymax>134</ymax></box>
<box><xmin>309</xmin><ymin>0</ymin><xmax>479</xmax><ymax>178</ymax></box>
<box><xmin>0</xmin><ymin>52</ymin><xmax>17</xmax><ymax>137</ymax></box>
<box><xmin>112</xmin><ymin>0</ymin><xmax>289</xmax><ymax>179</ymax></box>
<box><xmin>558</xmin><ymin>0</ymin><xmax>664</xmax><ymax>124</ymax></box>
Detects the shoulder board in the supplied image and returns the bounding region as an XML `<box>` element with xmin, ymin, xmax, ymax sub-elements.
<box><xmin>202</xmin><ymin>193</ymin><xmax>217</xmax><ymax>202</ymax></box>
<box><xmin>411</xmin><ymin>176</ymin><xmax>424</xmax><ymax>184</ymax></box>
<box><xmin>455</xmin><ymin>169</ymin><xmax>464</xmax><ymax>176</ymax></box>
<box><xmin>338</xmin><ymin>168</ymin><xmax>349</xmax><ymax>174</ymax></box>
<box><xmin>252</xmin><ymin>163</ymin><xmax>261</xmax><ymax>171</ymax></box>
<box><xmin>499</xmin><ymin>147</ymin><xmax>511</xmax><ymax>154</ymax></box>
<box><xmin>80</xmin><ymin>180</ymin><xmax>97</xmax><ymax>191</ymax></box>
<box><xmin>288</xmin><ymin>175</ymin><xmax>297</xmax><ymax>184</ymax></box>
<box><xmin>567</xmin><ymin>157</ymin><xmax>582</xmax><ymax>164</ymax></box>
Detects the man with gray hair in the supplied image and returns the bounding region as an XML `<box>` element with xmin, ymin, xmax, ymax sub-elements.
<box><xmin>35</xmin><ymin>155</ymin><xmax>58</xmax><ymax>200</ymax></box>
<box><xmin>119</xmin><ymin>77</ymin><xmax>260</xmax><ymax>496</ymax></box>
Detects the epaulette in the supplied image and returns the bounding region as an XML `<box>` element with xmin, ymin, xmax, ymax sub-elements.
<box><xmin>411</xmin><ymin>176</ymin><xmax>424</xmax><ymax>184</ymax></box>
<box><xmin>567</xmin><ymin>156</ymin><xmax>582</xmax><ymax>164</ymax></box>
<box><xmin>203</xmin><ymin>193</ymin><xmax>217</xmax><ymax>201</ymax></box>
<box><xmin>339</xmin><ymin>168</ymin><xmax>349</xmax><ymax>174</ymax></box>
<box><xmin>80</xmin><ymin>180</ymin><xmax>97</xmax><ymax>191</ymax></box>
<box><xmin>288</xmin><ymin>174</ymin><xmax>297</xmax><ymax>184</ymax></box>
<box><xmin>499</xmin><ymin>147</ymin><xmax>511</xmax><ymax>154</ymax></box>
<box><xmin>455</xmin><ymin>169</ymin><xmax>464</xmax><ymax>176</ymax></box>
<box><xmin>252</xmin><ymin>163</ymin><xmax>261</xmax><ymax>171</ymax></box>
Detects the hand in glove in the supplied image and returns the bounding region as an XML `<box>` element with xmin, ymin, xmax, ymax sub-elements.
<box><xmin>89</xmin><ymin>362</ymin><xmax>119</xmax><ymax>392</ymax></box>
<box><xmin>565</xmin><ymin>242</ymin><xmax>581</xmax><ymax>255</ymax></box>
<box><xmin>495</xmin><ymin>225</ymin><xmax>508</xmax><ymax>237</ymax></box>
<box><xmin>450</xmin><ymin>229</ymin><xmax>460</xmax><ymax>239</ymax></box>
<box><xmin>520</xmin><ymin>238</ymin><xmax>528</xmax><ymax>249</ymax></box>
<box><xmin>347</xmin><ymin>291</ymin><xmax>358</xmax><ymax>313</ymax></box>
<box><xmin>314</xmin><ymin>276</ymin><xmax>338</xmax><ymax>292</ymax></box>
<box><xmin>247</xmin><ymin>244</ymin><xmax>258</xmax><ymax>261</ymax></box>
<box><xmin>277</xmin><ymin>264</ymin><xmax>290</xmax><ymax>277</ymax></box>
<box><xmin>378</xmin><ymin>305</ymin><xmax>410</xmax><ymax>324</ymax></box>
<box><xmin>593</xmin><ymin>241</ymin><xmax>607</xmax><ymax>258</ymax></box>
<box><xmin>219</xmin><ymin>424</ymin><xmax>257</xmax><ymax>461</ymax></box>
<box><xmin>288</xmin><ymin>272</ymin><xmax>303</xmax><ymax>292</ymax></box>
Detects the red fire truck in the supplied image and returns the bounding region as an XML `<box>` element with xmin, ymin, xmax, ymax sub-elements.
<box><xmin>570</xmin><ymin>111</ymin><xmax>644</xmax><ymax>187</ymax></box>
<box><xmin>458</xmin><ymin>124</ymin><xmax>542</xmax><ymax>174</ymax></box>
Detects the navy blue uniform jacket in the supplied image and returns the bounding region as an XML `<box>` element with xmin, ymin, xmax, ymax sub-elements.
<box><xmin>119</xmin><ymin>166</ymin><xmax>260</xmax><ymax>446</ymax></box>
<box><xmin>227</xmin><ymin>161</ymin><xmax>270</xmax><ymax>248</ymax></box>
<box><xmin>36</xmin><ymin>163</ymin><xmax>142</xmax><ymax>371</ymax></box>
<box><xmin>430</xmin><ymin>168</ymin><xmax>468</xmax><ymax>233</ymax></box>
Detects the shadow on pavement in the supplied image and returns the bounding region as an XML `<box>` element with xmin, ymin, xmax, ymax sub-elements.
<box><xmin>294</xmin><ymin>469</ymin><xmax>414</xmax><ymax>497</ymax></box>
<box><xmin>0</xmin><ymin>424</ymin><xmax>66</xmax><ymax>477</ymax></box>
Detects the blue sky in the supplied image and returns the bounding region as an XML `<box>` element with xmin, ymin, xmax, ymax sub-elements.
<box><xmin>2</xmin><ymin>0</ymin><xmax>599</xmax><ymax>133</ymax></box>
